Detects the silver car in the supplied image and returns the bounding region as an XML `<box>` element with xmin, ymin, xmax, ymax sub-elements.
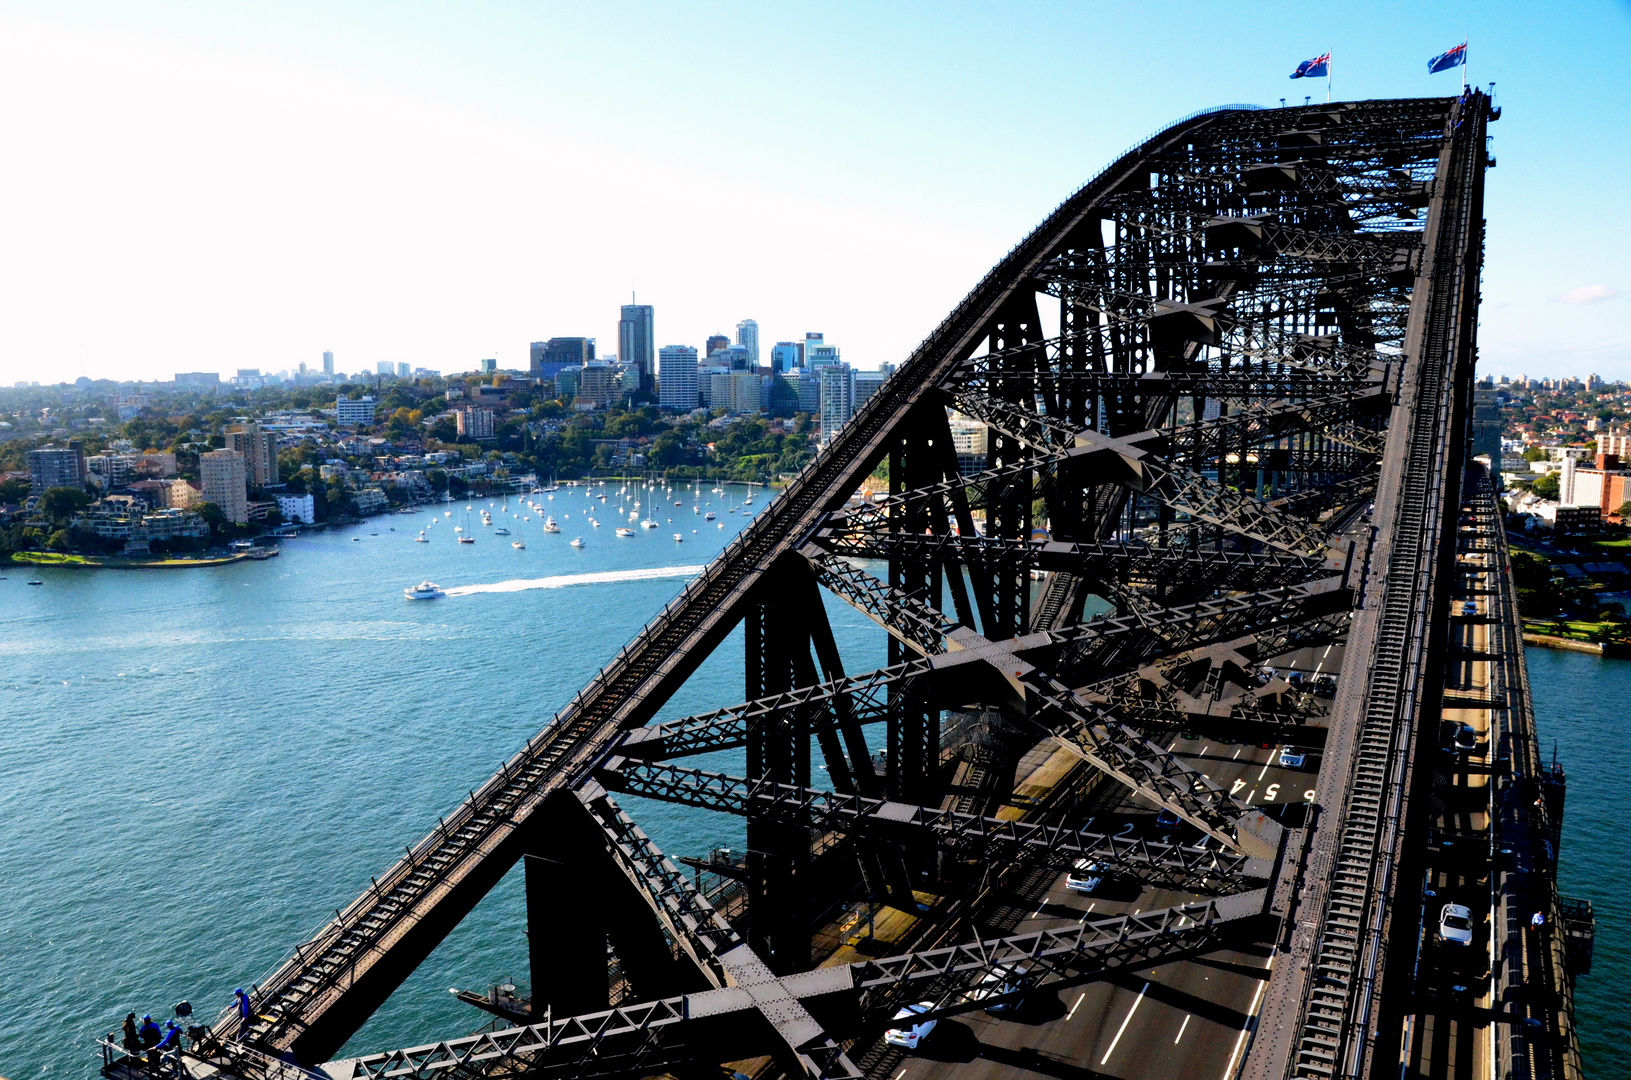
<box><xmin>1439</xmin><ymin>903</ymin><xmax>1474</xmax><ymax>946</ymax></box>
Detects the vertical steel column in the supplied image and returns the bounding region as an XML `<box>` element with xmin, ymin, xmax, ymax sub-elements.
<box><xmin>744</xmin><ymin>575</ymin><xmax>811</xmax><ymax>974</ymax></box>
<box><xmin>524</xmin><ymin>793</ymin><xmax>693</xmax><ymax>1013</ymax></box>
<box><xmin>887</xmin><ymin>410</ymin><xmax>943</xmax><ymax>809</ymax></box>
<box><xmin>983</xmin><ymin>297</ymin><xmax>1039</xmax><ymax>638</ymax></box>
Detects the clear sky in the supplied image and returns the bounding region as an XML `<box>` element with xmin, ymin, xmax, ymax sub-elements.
<box><xmin>0</xmin><ymin>1</ymin><xmax>1626</xmax><ymax>385</ymax></box>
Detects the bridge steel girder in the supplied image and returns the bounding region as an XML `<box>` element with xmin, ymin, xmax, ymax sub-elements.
<box><xmin>325</xmin><ymin>891</ymin><xmax>1267</xmax><ymax>1080</ymax></box>
<box><xmin>189</xmin><ymin>94</ymin><xmax>1494</xmax><ymax>1080</ymax></box>
<box><xmin>597</xmin><ymin>758</ymin><xmax>1272</xmax><ymax>893</ymax></box>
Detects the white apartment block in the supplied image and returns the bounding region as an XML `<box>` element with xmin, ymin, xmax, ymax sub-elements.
<box><xmin>336</xmin><ymin>397</ymin><xmax>376</xmax><ymax>427</ymax></box>
<box><xmin>659</xmin><ymin>346</ymin><xmax>699</xmax><ymax>411</ymax></box>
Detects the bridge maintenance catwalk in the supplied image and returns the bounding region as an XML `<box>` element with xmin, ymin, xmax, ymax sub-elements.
<box><xmin>101</xmin><ymin>91</ymin><xmax>1575</xmax><ymax>1080</ymax></box>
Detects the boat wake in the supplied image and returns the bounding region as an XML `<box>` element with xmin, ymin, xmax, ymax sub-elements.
<box><xmin>444</xmin><ymin>565</ymin><xmax>706</xmax><ymax>596</ymax></box>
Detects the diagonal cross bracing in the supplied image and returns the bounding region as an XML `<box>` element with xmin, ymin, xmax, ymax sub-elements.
<box><xmin>850</xmin><ymin>888</ymin><xmax>1269</xmax><ymax>1019</ymax></box>
<box><xmin>327</xmin><ymin>892</ymin><xmax>1266</xmax><ymax>1080</ymax></box>
<box><xmin>598</xmin><ymin>758</ymin><xmax>1272</xmax><ymax>893</ymax></box>
<box><xmin>1023</xmin><ymin>673</ymin><xmax>1284</xmax><ymax>858</ymax></box>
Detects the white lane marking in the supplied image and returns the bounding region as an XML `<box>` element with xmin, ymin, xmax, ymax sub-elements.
<box><xmin>1221</xmin><ymin>956</ymin><xmax>1275</xmax><ymax>1079</ymax></box>
<box><xmin>1232</xmin><ymin>748</ymin><xmax>1242</xmax><ymax>760</ymax></box>
<box><xmin>1256</xmin><ymin>748</ymin><xmax>1277</xmax><ymax>781</ymax></box>
<box><xmin>1200</xmin><ymin>744</ymin><xmax>1210</xmax><ymax>756</ymax></box>
<box><xmin>1168</xmin><ymin>740</ymin><xmax>1178</xmax><ymax>752</ymax></box>
<box><xmin>1100</xmin><ymin>981</ymin><xmax>1150</xmax><ymax>1064</ymax></box>
<box><xmin>894</xmin><ymin>1071</ymin><xmax>907</xmax><ymax>1080</ymax></box>
<box><xmin>1067</xmin><ymin>991</ymin><xmax>1087</xmax><ymax>1020</ymax></box>
<box><xmin>1245</xmin><ymin>789</ymin><xmax>1256</xmax><ymax>805</ymax></box>
<box><xmin>1313</xmin><ymin>643</ymin><xmax>1335</xmax><ymax>675</ymax></box>
<box><xmin>1175</xmin><ymin>1013</ymin><xmax>1192</xmax><ymax>1044</ymax></box>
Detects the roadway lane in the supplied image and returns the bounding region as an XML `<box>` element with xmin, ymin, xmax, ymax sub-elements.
<box><xmin>873</xmin><ymin>743</ymin><xmax>1303</xmax><ymax>1079</ymax></box>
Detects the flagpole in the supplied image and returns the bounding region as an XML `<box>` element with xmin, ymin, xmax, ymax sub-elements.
<box><xmin>1327</xmin><ymin>53</ymin><xmax>1332</xmax><ymax>103</ymax></box>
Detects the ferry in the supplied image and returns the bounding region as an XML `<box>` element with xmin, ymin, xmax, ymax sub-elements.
<box><xmin>404</xmin><ymin>581</ymin><xmax>446</xmax><ymax>600</ymax></box>
<box><xmin>570</xmin><ymin>537</ymin><xmax>586</xmax><ymax>548</ymax></box>
<box><xmin>616</xmin><ymin>527</ymin><xmax>635</xmax><ymax>537</ymax></box>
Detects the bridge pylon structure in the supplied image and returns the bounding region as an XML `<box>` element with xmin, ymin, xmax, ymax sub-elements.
<box><xmin>192</xmin><ymin>92</ymin><xmax>1503</xmax><ymax>1080</ymax></box>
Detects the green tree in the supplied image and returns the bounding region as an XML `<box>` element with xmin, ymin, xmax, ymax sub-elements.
<box><xmin>39</xmin><ymin>486</ymin><xmax>91</xmax><ymax>522</ymax></box>
<box><xmin>1522</xmin><ymin>446</ymin><xmax>1547</xmax><ymax>463</ymax></box>
<box><xmin>1531</xmin><ymin>473</ymin><xmax>1560</xmax><ymax>500</ymax></box>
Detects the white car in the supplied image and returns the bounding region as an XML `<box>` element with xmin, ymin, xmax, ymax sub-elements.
<box><xmin>1066</xmin><ymin>858</ymin><xmax>1103</xmax><ymax>893</ymax></box>
<box><xmin>1439</xmin><ymin>903</ymin><xmax>1474</xmax><ymax>945</ymax></box>
<box><xmin>1278</xmin><ymin>748</ymin><xmax>1307</xmax><ymax>769</ymax></box>
<box><xmin>883</xmin><ymin>1001</ymin><xmax>937</xmax><ymax>1049</ymax></box>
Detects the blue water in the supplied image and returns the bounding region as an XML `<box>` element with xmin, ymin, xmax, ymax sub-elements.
<box><xmin>3</xmin><ymin>498</ymin><xmax>1620</xmax><ymax>1078</ymax></box>
<box><xmin>0</xmin><ymin>482</ymin><xmax>884</xmax><ymax>1078</ymax></box>
<box><xmin>1524</xmin><ymin>647</ymin><xmax>1629</xmax><ymax>1077</ymax></box>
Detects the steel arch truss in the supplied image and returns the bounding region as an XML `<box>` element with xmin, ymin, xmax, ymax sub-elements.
<box><xmin>200</xmin><ymin>94</ymin><xmax>1489</xmax><ymax>1080</ymax></box>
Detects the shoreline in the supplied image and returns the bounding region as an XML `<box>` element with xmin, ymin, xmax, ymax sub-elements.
<box><xmin>8</xmin><ymin>552</ymin><xmax>256</xmax><ymax>570</ymax></box>
<box><xmin>1522</xmin><ymin>632</ymin><xmax>1631</xmax><ymax>659</ymax></box>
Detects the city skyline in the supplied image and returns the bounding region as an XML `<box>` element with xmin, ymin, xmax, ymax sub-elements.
<box><xmin>0</xmin><ymin>4</ymin><xmax>1625</xmax><ymax>384</ymax></box>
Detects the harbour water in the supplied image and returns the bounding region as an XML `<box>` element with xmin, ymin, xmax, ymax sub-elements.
<box><xmin>0</xmin><ymin>483</ymin><xmax>885</xmax><ymax>1078</ymax></box>
<box><xmin>0</xmin><ymin>493</ymin><xmax>1621</xmax><ymax>1077</ymax></box>
<box><xmin>1525</xmin><ymin>647</ymin><xmax>1628</xmax><ymax>1077</ymax></box>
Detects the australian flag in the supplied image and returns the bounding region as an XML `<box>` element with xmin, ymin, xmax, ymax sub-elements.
<box><xmin>1290</xmin><ymin>52</ymin><xmax>1330</xmax><ymax>79</ymax></box>
<box><xmin>1428</xmin><ymin>42</ymin><xmax>1467</xmax><ymax>74</ymax></box>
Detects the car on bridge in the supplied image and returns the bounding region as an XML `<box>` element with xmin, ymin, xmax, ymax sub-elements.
<box><xmin>1442</xmin><ymin>720</ymin><xmax>1478</xmax><ymax>754</ymax></box>
<box><xmin>883</xmin><ymin>1002</ymin><xmax>938</xmax><ymax>1050</ymax></box>
<box><xmin>1066</xmin><ymin>859</ymin><xmax>1104</xmax><ymax>893</ymax></box>
<box><xmin>1279</xmin><ymin>748</ymin><xmax>1309</xmax><ymax>769</ymax></box>
<box><xmin>974</xmin><ymin>962</ymin><xmax>1038</xmax><ymax>1015</ymax></box>
<box><xmin>1155</xmin><ymin>808</ymin><xmax>1182</xmax><ymax>830</ymax></box>
<box><xmin>1439</xmin><ymin>903</ymin><xmax>1475</xmax><ymax>946</ymax></box>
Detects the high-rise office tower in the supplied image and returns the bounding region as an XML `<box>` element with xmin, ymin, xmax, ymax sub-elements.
<box><xmin>818</xmin><ymin>365</ymin><xmax>853</xmax><ymax>447</ymax></box>
<box><xmin>376</xmin><ymin>361</ymin><xmax>394</xmax><ymax>376</ymax></box>
<box><xmin>808</xmin><ymin>343</ymin><xmax>842</xmax><ymax>371</ymax></box>
<box><xmin>804</xmin><ymin>332</ymin><xmax>824</xmax><ymax>360</ymax></box>
<box><xmin>771</xmin><ymin>342</ymin><xmax>799</xmax><ymax>374</ymax></box>
<box><xmin>322</xmin><ymin>351</ymin><xmax>334</xmax><ymax>375</ymax></box>
<box><xmin>480</xmin><ymin>358</ymin><xmax>497</xmax><ymax>374</ymax></box>
<box><xmin>735</xmin><ymin>319</ymin><xmax>759</xmax><ymax>366</ymax></box>
<box><xmin>705</xmin><ymin>334</ymin><xmax>730</xmax><ymax>358</ymax></box>
<box><xmin>658</xmin><ymin>345</ymin><xmax>699</xmax><ymax>412</ymax></box>
<box><xmin>397</xmin><ymin>362</ymin><xmax>410</xmax><ymax>378</ymax></box>
<box><xmin>619</xmin><ymin>303</ymin><xmax>655</xmax><ymax>393</ymax></box>
<box><xmin>530</xmin><ymin>338</ymin><xmax>595</xmax><ymax>379</ymax></box>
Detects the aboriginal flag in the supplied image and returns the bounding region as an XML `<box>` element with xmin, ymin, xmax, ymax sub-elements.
<box><xmin>1291</xmin><ymin>53</ymin><xmax>1330</xmax><ymax>79</ymax></box>
<box><xmin>1428</xmin><ymin>42</ymin><xmax>1467</xmax><ymax>74</ymax></box>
